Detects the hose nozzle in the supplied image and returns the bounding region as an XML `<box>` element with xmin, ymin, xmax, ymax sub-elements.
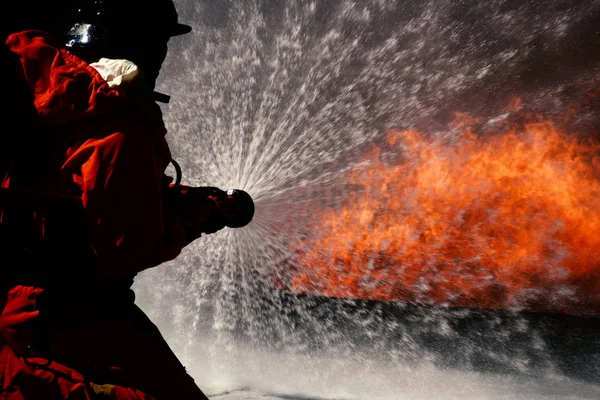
<box><xmin>223</xmin><ymin>189</ymin><xmax>254</xmax><ymax>228</ymax></box>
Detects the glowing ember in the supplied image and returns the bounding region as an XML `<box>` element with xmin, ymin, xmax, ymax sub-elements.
<box><xmin>291</xmin><ymin>110</ymin><xmax>600</xmax><ymax>315</ymax></box>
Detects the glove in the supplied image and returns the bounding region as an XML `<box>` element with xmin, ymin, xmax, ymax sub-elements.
<box><xmin>164</xmin><ymin>185</ymin><xmax>226</xmax><ymax>245</ymax></box>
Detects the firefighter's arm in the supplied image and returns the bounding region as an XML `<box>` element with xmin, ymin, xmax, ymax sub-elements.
<box><xmin>67</xmin><ymin>116</ymin><xmax>253</xmax><ymax>274</ymax></box>
<box><xmin>65</xmin><ymin>123</ymin><xmax>187</xmax><ymax>274</ymax></box>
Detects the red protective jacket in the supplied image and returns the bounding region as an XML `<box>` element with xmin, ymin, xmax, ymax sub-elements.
<box><xmin>0</xmin><ymin>31</ymin><xmax>214</xmax><ymax>399</ymax></box>
<box><xmin>3</xmin><ymin>30</ymin><xmax>189</xmax><ymax>272</ymax></box>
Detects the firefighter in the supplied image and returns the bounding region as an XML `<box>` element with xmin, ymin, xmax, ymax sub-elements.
<box><xmin>0</xmin><ymin>0</ymin><xmax>254</xmax><ymax>398</ymax></box>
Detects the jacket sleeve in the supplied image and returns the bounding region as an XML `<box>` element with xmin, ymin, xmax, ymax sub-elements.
<box><xmin>64</xmin><ymin>111</ymin><xmax>219</xmax><ymax>278</ymax></box>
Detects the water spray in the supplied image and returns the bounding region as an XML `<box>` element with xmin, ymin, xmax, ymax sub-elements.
<box><xmin>133</xmin><ymin>1</ymin><xmax>600</xmax><ymax>398</ymax></box>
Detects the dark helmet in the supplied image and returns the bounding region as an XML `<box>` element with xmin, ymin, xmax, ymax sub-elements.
<box><xmin>56</xmin><ymin>0</ymin><xmax>192</xmax><ymax>89</ymax></box>
<box><xmin>3</xmin><ymin>1</ymin><xmax>190</xmax><ymax>46</ymax></box>
<box><xmin>224</xmin><ymin>189</ymin><xmax>255</xmax><ymax>228</ymax></box>
<box><xmin>64</xmin><ymin>0</ymin><xmax>191</xmax><ymax>50</ymax></box>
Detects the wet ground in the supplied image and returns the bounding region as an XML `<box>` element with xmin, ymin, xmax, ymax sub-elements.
<box><xmin>202</xmin><ymin>379</ymin><xmax>600</xmax><ymax>400</ymax></box>
<box><xmin>187</xmin><ymin>341</ymin><xmax>600</xmax><ymax>400</ymax></box>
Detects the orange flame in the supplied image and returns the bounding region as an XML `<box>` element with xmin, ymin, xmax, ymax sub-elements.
<box><xmin>291</xmin><ymin>112</ymin><xmax>600</xmax><ymax>315</ymax></box>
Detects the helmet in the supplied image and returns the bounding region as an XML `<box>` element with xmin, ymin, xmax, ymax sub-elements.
<box><xmin>58</xmin><ymin>0</ymin><xmax>191</xmax><ymax>89</ymax></box>
<box><xmin>64</xmin><ymin>0</ymin><xmax>191</xmax><ymax>49</ymax></box>
<box><xmin>65</xmin><ymin>0</ymin><xmax>191</xmax><ymax>48</ymax></box>
<box><xmin>4</xmin><ymin>1</ymin><xmax>190</xmax><ymax>91</ymax></box>
<box><xmin>223</xmin><ymin>189</ymin><xmax>255</xmax><ymax>228</ymax></box>
<box><xmin>4</xmin><ymin>1</ymin><xmax>191</xmax><ymax>45</ymax></box>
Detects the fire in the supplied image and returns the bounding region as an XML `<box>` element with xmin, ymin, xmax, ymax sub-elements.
<box><xmin>291</xmin><ymin>111</ymin><xmax>600</xmax><ymax>315</ymax></box>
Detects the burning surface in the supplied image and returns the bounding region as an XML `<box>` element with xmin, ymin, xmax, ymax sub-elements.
<box><xmin>292</xmin><ymin>105</ymin><xmax>600</xmax><ymax>315</ymax></box>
